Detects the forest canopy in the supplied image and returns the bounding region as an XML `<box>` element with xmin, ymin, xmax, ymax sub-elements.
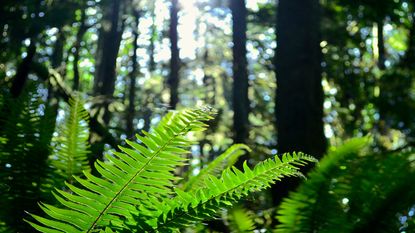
<box><xmin>1</xmin><ymin>0</ymin><xmax>415</xmax><ymax>232</ymax></box>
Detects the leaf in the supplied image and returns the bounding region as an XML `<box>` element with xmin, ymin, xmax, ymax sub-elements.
<box><xmin>152</xmin><ymin>153</ymin><xmax>316</xmax><ymax>232</ymax></box>
<box><xmin>227</xmin><ymin>205</ymin><xmax>256</xmax><ymax>233</ymax></box>
<box><xmin>48</xmin><ymin>95</ymin><xmax>91</xmax><ymax>186</ymax></box>
<box><xmin>27</xmin><ymin>108</ymin><xmax>216</xmax><ymax>232</ymax></box>
<box><xmin>182</xmin><ymin>144</ymin><xmax>251</xmax><ymax>191</ymax></box>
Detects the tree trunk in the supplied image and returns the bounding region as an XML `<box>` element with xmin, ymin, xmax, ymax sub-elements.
<box><xmin>73</xmin><ymin>7</ymin><xmax>87</xmax><ymax>91</ymax></box>
<box><xmin>149</xmin><ymin>1</ymin><xmax>157</xmax><ymax>72</ymax></box>
<box><xmin>271</xmin><ymin>0</ymin><xmax>326</xmax><ymax>209</ymax></box>
<box><xmin>10</xmin><ymin>39</ymin><xmax>37</xmax><ymax>98</ymax></box>
<box><xmin>377</xmin><ymin>18</ymin><xmax>386</xmax><ymax>70</ymax></box>
<box><xmin>168</xmin><ymin>0</ymin><xmax>180</xmax><ymax>109</ymax></box>
<box><xmin>47</xmin><ymin>27</ymin><xmax>66</xmax><ymax>130</ymax></box>
<box><xmin>51</xmin><ymin>30</ymin><xmax>65</xmax><ymax>69</ymax></box>
<box><xmin>402</xmin><ymin>11</ymin><xmax>415</xmax><ymax>68</ymax></box>
<box><xmin>126</xmin><ymin>10</ymin><xmax>140</xmax><ymax>138</ymax></box>
<box><xmin>93</xmin><ymin>0</ymin><xmax>125</xmax><ymax>124</ymax></box>
<box><xmin>230</xmin><ymin>0</ymin><xmax>249</xmax><ymax>146</ymax></box>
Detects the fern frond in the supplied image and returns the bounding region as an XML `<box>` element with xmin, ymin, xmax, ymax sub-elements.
<box><xmin>27</xmin><ymin>108</ymin><xmax>215</xmax><ymax>232</ymax></box>
<box><xmin>183</xmin><ymin>144</ymin><xmax>251</xmax><ymax>191</ymax></box>
<box><xmin>227</xmin><ymin>205</ymin><xmax>256</xmax><ymax>232</ymax></box>
<box><xmin>152</xmin><ymin>153</ymin><xmax>316</xmax><ymax>232</ymax></box>
<box><xmin>49</xmin><ymin>96</ymin><xmax>90</xmax><ymax>185</ymax></box>
<box><xmin>275</xmin><ymin>137</ymin><xmax>415</xmax><ymax>233</ymax></box>
<box><xmin>0</xmin><ymin>84</ymin><xmax>54</xmax><ymax>232</ymax></box>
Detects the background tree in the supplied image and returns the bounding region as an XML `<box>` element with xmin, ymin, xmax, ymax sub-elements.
<box><xmin>93</xmin><ymin>0</ymin><xmax>126</xmax><ymax>123</ymax></box>
<box><xmin>230</xmin><ymin>0</ymin><xmax>249</xmax><ymax>147</ymax></box>
<box><xmin>272</xmin><ymin>0</ymin><xmax>326</xmax><ymax>207</ymax></box>
<box><xmin>168</xmin><ymin>0</ymin><xmax>180</xmax><ymax>109</ymax></box>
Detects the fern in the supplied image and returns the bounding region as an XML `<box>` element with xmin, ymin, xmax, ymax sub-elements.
<box><xmin>226</xmin><ymin>206</ymin><xmax>256</xmax><ymax>232</ymax></box>
<box><xmin>182</xmin><ymin>143</ymin><xmax>251</xmax><ymax>191</ymax></box>
<box><xmin>148</xmin><ymin>153</ymin><xmax>316</xmax><ymax>232</ymax></box>
<box><xmin>27</xmin><ymin>108</ymin><xmax>215</xmax><ymax>232</ymax></box>
<box><xmin>49</xmin><ymin>96</ymin><xmax>91</xmax><ymax>186</ymax></box>
<box><xmin>27</xmin><ymin>108</ymin><xmax>316</xmax><ymax>233</ymax></box>
<box><xmin>276</xmin><ymin>137</ymin><xmax>415</xmax><ymax>233</ymax></box>
<box><xmin>0</xmin><ymin>84</ymin><xmax>54</xmax><ymax>232</ymax></box>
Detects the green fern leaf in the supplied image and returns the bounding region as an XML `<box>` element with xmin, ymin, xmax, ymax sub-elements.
<box><xmin>183</xmin><ymin>144</ymin><xmax>251</xmax><ymax>191</ymax></box>
<box><xmin>49</xmin><ymin>96</ymin><xmax>91</xmax><ymax>185</ymax></box>
<box><xmin>275</xmin><ymin>137</ymin><xmax>415</xmax><ymax>233</ymax></box>
<box><xmin>275</xmin><ymin>138</ymin><xmax>369</xmax><ymax>233</ymax></box>
<box><xmin>152</xmin><ymin>152</ymin><xmax>316</xmax><ymax>232</ymax></box>
<box><xmin>227</xmin><ymin>205</ymin><xmax>256</xmax><ymax>232</ymax></box>
<box><xmin>27</xmin><ymin>108</ymin><xmax>215</xmax><ymax>232</ymax></box>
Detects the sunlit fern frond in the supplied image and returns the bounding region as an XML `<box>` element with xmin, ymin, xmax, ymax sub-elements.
<box><xmin>0</xmin><ymin>84</ymin><xmax>54</xmax><ymax>232</ymax></box>
<box><xmin>276</xmin><ymin>137</ymin><xmax>415</xmax><ymax>233</ymax></box>
<box><xmin>182</xmin><ymin>144</ymin><xmax>251</xmax><ymax>191</ymax></box>
<box><xmin>49</xmin><ymin>96</ymin><xmax>91</xmax><ymax>186</ymax></box>
<box><xmin>226</xmin><ymin>205</ymin><xmax>256</xmax><ymax>233</ymax></box>
<box><xmin>26</xmin><ymin>108</ymin><xmax>215</xmax><ymax>232</ymax></box>
<box><xmin>149</xmin><ymin>153</ymin><xmax>317</xmax><ymax>232</ymax></box>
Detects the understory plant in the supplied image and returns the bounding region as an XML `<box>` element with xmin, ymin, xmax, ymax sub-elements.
<box><xmin>44</xmin><ymin>96</ymin><xmax>91</xmax><ymax>191</ymax></box>
<box><xmin>0</xmin><ymin>84</ymin><xmax>54</xmax><ymax>232</ymax></box>
<box><xmin>27</xmin><ymin>107</ymin><xmax>316</xmax><ymax>232</ymax></box>
<box><xmin>276</xmin><ymin>137</ymin><xmax>415</xmax><ymax>233</ymax></box>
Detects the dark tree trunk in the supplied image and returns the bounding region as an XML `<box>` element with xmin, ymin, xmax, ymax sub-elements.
<box><xmin>202</xmin><ymin>50</ymin><xmax>216</xmax><ymax>106</ymax></box>
<box><xmin>10</xmin><ymin>39</ymin><xmax>37</xmax><ymax>98</ymax></box>
<box><xmin>377</xmin><ymin>18</ymin><xmax>386</xmax><ymax>70</ymax></box>
<box><xmin>73</xmin><ymin>8</ymin><xmax>87</xmax><ymax>91</ymax></box>
<box><xmin>149</xmin><ymin>2</ymin><xmax>157</xmax><ymax>72</ymax></box>
<box><xmin>168</xmin><ymin>0</ymin><xmax>180</xmax><ymax>109</ymax></box>
<box><xmin>47</xmin><ymin>28</ymin><xmax>66</xmax><ymax>130</ymax></box>
<box><xmin>126</xmin><ymin>10</ymin><xmax>140</xmax><ymax>138</ymax></box>
<box><xmin>402</xmin><ymin>12</ymin><xmax>415</xmax><ymax>68</ymax></box>
<box><xmin>93</xmin><ymin>0</ymin><xmax>125</xmax><ymax>124</ymax></box>
<box><xmin>271</xmin><ymin>0</ymin><xmax>326</xmax><ymax>209</ymax></box>
<box><xmin>51</xmin><ymin>30</ymin><xmax>65</xmax><ymax>69</ymax></box>
<box><xmin>230</xmin><ymin>0</ymin><xmax>249</xmax><ymax>145</ymax></box>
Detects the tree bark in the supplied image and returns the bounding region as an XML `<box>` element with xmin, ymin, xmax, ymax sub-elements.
<box><xmin>126</xmin><ymin>10</ymin><xmax>140</xmax><ymax>138</ymax></box>
<box><xmin>230</xmin><ymin>0</ymin><xmax>249</xmax><ymax>146</ymax></box>
<box><xmin>271</xmin><ymin>0</ymin><xmax>326</xmax><ymax>209</ymax></box>
<box><xmin>73</xmin><ymin>7</ymin><xmax>87</xmax><ymax>91</ymax></box>
<box><xmin>377</xmin><ymin>18</ymin><xmax>386</xmax><ymax>70</ymax></box>
<box><xmin>47</xmin><ymin>27</ymin><xmax>66</xmax><ymax>129</ymax></box>
<box><xmin>93</xmin><ymin>0</ymin><xmax>125</xmax><ymax>124</ymax></box>
<box><xmin>149</xmin><ymin>2</ymin><xmax>157</xmax><ymax>72</ymax></box>
<box><xmin>168</xmin><ymin>0</ymin><xmax>180</xmax><ymax>109</ymax></box>
<box><xmin>402</xmin><ymin>11</ymin><xmax>415</xmax><ymax>68</ymax></box>
<box><xmin>10</xmin><ymin>39</ymin><xmax>37</xmax><ymax>98</ymax></box>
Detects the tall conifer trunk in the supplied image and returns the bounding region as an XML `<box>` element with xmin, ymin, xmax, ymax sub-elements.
<box><xmin>168</xmin><ymin>0</ymin><xmax>180</xmax><ymax>109</ymax></box>
<box><xmin>230</xmin><ymin>0</ymin><xmax>249</xmax><ymax>146</ymax></box>
<box><xmin>126</xmin><ymin>10</ymin><xmax>140</xmax><ymax>138</ymax></box>
<box><xmin>73</xmin><ymin>7</ymin><xmax>87</xmax><ymax>91</ymax></box>
<box><xmin>93</xmin><ymin>0</ymin><xmax>125</xmax><ymax>124</ymax></box>
<box><xmin>272</xmin><ymin>0</ymin><xmax>326</xmax><ymax>210</ymax></box>
<box><xmin>377</xmin><ymin>17</ymin><xmax>386</xmax><ymax>70</ymax></box>
<box><xmin>10</xmin><ymin>39</ymin><xmax>37</xmax><ymax>98</ymax></box>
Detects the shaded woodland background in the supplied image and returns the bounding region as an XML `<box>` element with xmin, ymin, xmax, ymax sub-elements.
<box><xmin>1</xmin><ymin>0</ymin><xmax>415</xmax><ymax>232</ymax></box>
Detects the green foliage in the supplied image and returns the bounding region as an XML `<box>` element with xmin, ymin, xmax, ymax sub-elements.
<box><xmin>226</xmin><ymin>206</ymin><xmax>256</xmax><ymax>232</ymax></box>
<box><xmin>276</xmin><ymin>137</ymin><xmax>415</xmax><ymax>233</ymax></box>
<box><xmin>149</xmin><ymin>153</ymin><xmax>315</xmax><ymax>232</ymax></box>
<box><xmin>0</xmin><ymin>85</ymin><xmax>54</xmax><ymax>232</ymax></box>
<box><xmin>48</xmin><ymin>96</ymin><xmax>91</xmax><ymax>186</ymax></box>
<box><xmin>182</xmin><ymin>143</ymin><xmax>251</xmax><ymax>191</ymax></box>
<box><xmin>26</xmin><ymin>108</ymin><xmax>315</xmax><ymax>232</ymax></box>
